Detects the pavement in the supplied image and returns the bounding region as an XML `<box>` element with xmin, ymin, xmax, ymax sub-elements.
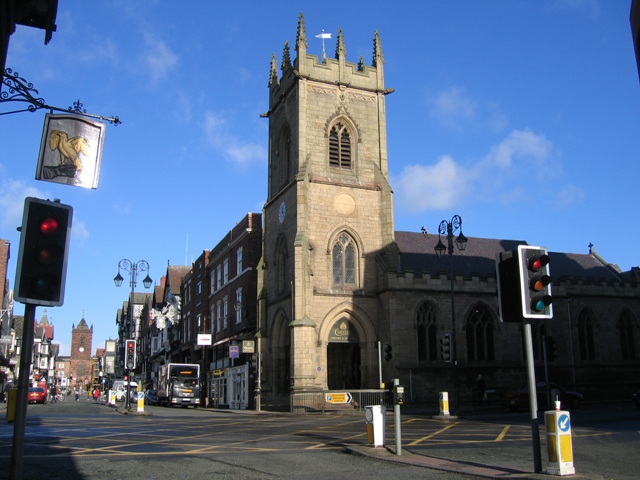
<box><xmin>345</xmin><ymin>444</ymin><xmax>602</xmax><ymax>480</ymax></box>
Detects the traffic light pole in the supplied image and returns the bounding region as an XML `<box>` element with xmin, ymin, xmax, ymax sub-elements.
<box><xmin>10</xmin><ymin>303</ymin><xmax>36</xmax><ymax>480</ymax></box>
<box><xmin>125</xmin><ymin>369</ymin><xmax>131</xmax><ymax>410</ymax></box>
<box><xmin>523</xmin><ymin>320</ymin><xmax>543</xmax><ymax>473</ymax></box>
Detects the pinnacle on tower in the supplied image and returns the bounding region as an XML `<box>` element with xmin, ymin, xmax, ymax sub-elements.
<box><xmin>373</xmin><ymin>30</ymin><xmax>384</xmax><ymax>68</ymax></box>
<box><xmin>282</xmin><ymin>41</ymin><xmax>291</xmax><ymax>71</ymax></box>
<box><xmin>269</xmin><ymin>53</ymin><xmax>278</xmax><ymax>87</ymax></box>
<box><xmin>295</xmin><ymin>12</ymin><xmax>308</xmax><ymax>53</ymax></box>
<box><xmin>335</xmin><ymin>28</ymin><xmax>346</xmax><ymax>61</ymax></box>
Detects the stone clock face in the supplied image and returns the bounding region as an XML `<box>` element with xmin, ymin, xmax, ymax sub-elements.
<box><xmin>78</xmin><ymin>347</ymin><xmax>84</xmax><ymax>353</ymax></box>
<box><xmin>278</xmin><ymin>201</ymin><xmax>286</xmax><ymax>223</ymax></box>
<box><xmin>334</xmin><ymin>193</ymin><xmax>356</xmax><ymax>215</ymax></box>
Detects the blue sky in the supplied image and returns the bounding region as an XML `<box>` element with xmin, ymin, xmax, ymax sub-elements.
<box><xmin>2</xmin><ymin>1</ymin><xmax>639</xmax><ymax>355</ymax></box>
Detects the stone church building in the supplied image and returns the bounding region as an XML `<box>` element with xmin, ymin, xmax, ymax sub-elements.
<box><xmin>257</xmin><ymin>14</ymin><xmax>640</xmax><ymax>409</ymax></box>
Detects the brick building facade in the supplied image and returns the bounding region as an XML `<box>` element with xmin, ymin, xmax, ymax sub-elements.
<box><xmin>69</xmin><ymin>317</ymin><xmax>93</xmax><ymax>391</ymax></box>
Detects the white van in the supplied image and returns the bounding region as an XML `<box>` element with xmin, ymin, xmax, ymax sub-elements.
<box><xmin>112</xmin><ymin>380</ymin><xmax>138</xmax><ymax>402</ymax></box>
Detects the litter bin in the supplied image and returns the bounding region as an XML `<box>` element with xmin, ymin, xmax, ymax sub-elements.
<box><xmin>364</xmin><ymin>405</ymin><xmax>384</xmax><ymax>447</ymax></box>
<box><xmin>6</xmin><ymin>388</ymin><xmax>17</xmax><ymax>422</ymax></box>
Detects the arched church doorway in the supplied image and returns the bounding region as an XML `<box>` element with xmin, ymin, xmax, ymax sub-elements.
<box><xmin>326</xmin><ymin>318</ymin><xmax>361</xmax><ymax>390</ymax></box>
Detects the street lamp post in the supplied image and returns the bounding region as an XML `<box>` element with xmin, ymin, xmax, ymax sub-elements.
<box><xmin>423</xmin><ymin>215</ymin><xmax>467</xmax><ymax>415</ymax></box>
<box><xmin>114</xmin><ymin>259</ymin><xmax>152</xmax><ymax>410</ymax></box>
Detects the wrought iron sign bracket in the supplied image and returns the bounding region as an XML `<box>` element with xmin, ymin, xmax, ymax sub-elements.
<box><xmin>1</xmin><ymin>68</ymin><xmax>121</xmax><ymax>125</ymax></box>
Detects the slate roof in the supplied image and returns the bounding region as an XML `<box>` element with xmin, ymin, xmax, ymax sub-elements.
<box><xmin>394</xmin><ymin>231</ymin><xmax>623</xmax><ymax>283</ymax></box>
<box><xmin>167</xmin><ymin>266</ymin><xmax>191</xmax><ymax>296</ymax></box>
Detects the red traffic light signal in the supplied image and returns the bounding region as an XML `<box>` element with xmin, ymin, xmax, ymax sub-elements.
<box><xmin>14</xmin><ymin>197</ymin><xmax>73</xmax><ymax>306</ymax></box>
<box><xmin>125</xmin><ymin>339</ymin><xmax>137</xmax><ymax>370</ymax></box>
<box><xmin>517</xmin><ymin>245</ymin><xmax>553</xmax><ymax>319</ymax></box>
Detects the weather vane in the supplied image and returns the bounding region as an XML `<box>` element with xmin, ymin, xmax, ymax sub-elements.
<box><xmin>315</xmin><ymin>30</ymin><xmax>332</xmax><ymax>62</ymax></box>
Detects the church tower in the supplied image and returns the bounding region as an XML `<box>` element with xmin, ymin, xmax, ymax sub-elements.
<box><xmin>259</xmin><ymin>14</ymin><xmax>395</xmax><ymax>404</ymax></box>
<box><xmin>70</xmin><ymin>316</ymin><xmax>93</xmax><ymax>391</ymax></box>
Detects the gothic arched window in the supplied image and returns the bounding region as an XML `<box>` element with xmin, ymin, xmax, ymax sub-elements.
<box><xmin>416</xmin><ymin>302</ymin><xmax>438</xmax><ymax>362</ymax></box>
<box><xmin>329</xmin><ymin>122</ymin><xmax>352</xmax><ymax>169</ymax></box>
<box><xmin>619</xmin><ymin>309</ymin><xmax>636</xmax><ymax>360</ymax></box>
<box><xmin>332</xmin><ymin>233</ymin><xmax>356</xmax><ymax>286</ymax></box>
<box><xmin>577</xmin><ymin>308</ymin><xmax>596</xmax><ymax>361</ymax></box>
<box><xmin>466</xmin><ymin>305</ymin><xmax>495</xmax><ymax>362</ymax></box>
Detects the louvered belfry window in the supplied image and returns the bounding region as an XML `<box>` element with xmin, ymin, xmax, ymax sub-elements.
<box><xmin>329</xmin><ymin>122</ymin><xmax>351</xmax><ymax>169</ymax></box>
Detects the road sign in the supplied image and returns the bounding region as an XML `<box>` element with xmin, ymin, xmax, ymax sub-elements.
<box><xmin>558</xmin><ymin>414</ymin><xmax>571</xmax><ymax>432</ymax></box>
<box><xmin>325</xmin><ymin>392</ymin><xmax>352</xmax><ymax>404</ymax></box>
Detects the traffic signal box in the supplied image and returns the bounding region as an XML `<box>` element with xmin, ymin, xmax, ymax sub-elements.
<box><xmin>517</xmin><ymin>245</ymin><xmax>553</xmax><ymax>319</ymax></box>
<box><xmin>125</xmin><ymin>339</ymin><xmax>137</xmax><ymax>370</ymax></box>
<box><xmin>383</xmin><ymin>344</ymin><xmax>393</xmax><ymax>361</ymax></box>
<box><xmin>440</xmin><ymin>334</ymin><xmax>451</xmax><ymax>362</ymax></box>
<box><xmin>496</xmin><ymin>245</ymin><xmax>553</xmax><ymax>322</ymax></box>
<box><xmin>14</xmin><ymin>197</ymin><xmax>73</xmax><ymax>306</ymax></box>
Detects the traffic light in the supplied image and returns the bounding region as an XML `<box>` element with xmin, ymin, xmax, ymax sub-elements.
<box><xmin>14</xmin><ymin>197</ymin><xmax>73</xmax><ymax>306</ymax></box>
<box><xmin>496</xmin><ymin>250</ymin><xmax>522</xmax><ymax>322</ymax></box>
<box><xmin>517</xmin><ymin>245</ymin><xmax>553</xmax><ymax>319</ymax></box>
<box><xmin>125</xmin><ymin>339</ymin><xmax>137</xmax><ymax>370</ymax></box>
<box><xmin>383</xmin><ymin>344</ymin><xmax>393</xmax><ymax>361</ymax></box>
<box><xmin>440</xmin><ymin>334</ymin><xmax>451</xmax><ymax>362</ymax></box>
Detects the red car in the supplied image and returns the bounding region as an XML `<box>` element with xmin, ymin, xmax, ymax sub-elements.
<box><xmin>28</xmin><ymin>387</ymin><xmax>47</xmax><ymax>404</ymax></box>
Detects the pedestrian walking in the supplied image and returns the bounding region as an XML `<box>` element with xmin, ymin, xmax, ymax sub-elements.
<box><xmin>476</xmin><ymin>374</ymin><xmax>487</xmax><ymax>404</ymax></box>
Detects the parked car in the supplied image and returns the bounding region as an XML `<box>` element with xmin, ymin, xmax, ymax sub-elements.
<box><xmin>144</xmin><ymin>389</ymin><xmax>158</xmax><ymax>405</ymax></box>
<box><xmin>112</xmin><ymin>380</ymin><xmax>138</xmax><ymax>402</ymax></box>
<box><xmin>503</xmin><ymin>382</ymin><xmax>583</xmax><ymax>411</ymax></box>
<box><xmin>28</xmin><ymin>387</ymin><xmax>47</xmax><ymax>404</ymax></box>
<box><xmin>632</xmin><ymin>390</ymin><xmax>640</xmax><ymax>409</ymax></box>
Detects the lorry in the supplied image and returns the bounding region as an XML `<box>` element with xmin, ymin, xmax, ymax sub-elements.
<box><xmin>157</xmin><ymin>363</ymin><xmax>201</xmax><ymax>407</ymax></box>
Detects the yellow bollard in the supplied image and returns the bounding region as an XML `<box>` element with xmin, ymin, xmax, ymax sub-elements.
<box><xmin>439</xmin><ymin>392</ymin><xmax>450</xmax><ymax>417</ymax></box>
<box><xmin>137</xmin><ymin>390</ymin><xmax>144</xmax><ymax>413</ymax></box>
<box><xmin>5</xmin><ymin>388</ymin><xmax>17</xmax><ymax>422</ymax></box>
<box><xmin>545</xmin><ymin>409</ymin><xmax>575</xmax><ymax>476</ymax></box>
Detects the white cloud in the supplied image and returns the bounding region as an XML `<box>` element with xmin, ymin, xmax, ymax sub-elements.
<box><xmin>202</xmin><ymin>111</ymin><xmax>266</xmax><ymax>168</ymax></box>
<box><xmin>554</xmin><ymin>184</ymin><xmax>585</xmax><ymax>208</ymax></box>
<box><xmin>393</xmin><ymin>156</ymin><xmax>470</xmax><ymax>212</ymax></box>
<box><xmin>429</xmin><ymin>86</ymin><xmax>508</xmax><ymax>134</ymax></box>
<box><xmin>226</xmin><ymin>144</ymin><xmax>267</xmax><ymax>167</ymax></box>
<box><xmin>0</xmin><ymin>179</ymin><xmax>51</xmax><ymax>229</ymax></box>
<box><xmin>430</xmin><ymin>87</ymin><xmax>477</xmax><ymax>128</ymax></box>
<box><xmin>393</xmin><ymin>128</ymin><xmax>582</xmax><ymax>213</ymax></box>
<box><xmin>480</xmin><ymin>128</ymin><xmax>553</xmax><ymax>169</ymax></box>
<box><xmin>143</xmin><ymin>36</ymin><xmax>179</xmax><ymax>83</ymax></box>
<box><xmin>72</xmin><ymin>219</ymin><xmax>90</xmax><ymax>243</ymax></box>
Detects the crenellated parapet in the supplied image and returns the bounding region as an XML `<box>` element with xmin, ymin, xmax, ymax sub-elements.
<box><xmin>266</xmin><ymin>13</ymin><xmax>392</xmax><ymax>112</ymax></box>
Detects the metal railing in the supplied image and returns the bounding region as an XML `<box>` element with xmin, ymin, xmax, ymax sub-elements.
<box><xmin>290</xmin><ymin>389</ymin><xmax>386</xmax><ymax>413</ymax></box>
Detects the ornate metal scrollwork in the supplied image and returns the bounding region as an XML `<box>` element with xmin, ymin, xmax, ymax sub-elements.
<box><xmin>1</xmin><ymin>68</ymin><xmax>121</xmax><ymax>125</ymax></box>
<box><xmin>1</xmin><ymin>69</ymin><xmax>46</xmax><ymax>112</ymax></box>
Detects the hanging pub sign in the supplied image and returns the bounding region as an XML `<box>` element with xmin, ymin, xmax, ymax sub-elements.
<box><xmin>36</xmin><ymin>113</ymin><xmax>106</xmax><ymax>189</ymax></box>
